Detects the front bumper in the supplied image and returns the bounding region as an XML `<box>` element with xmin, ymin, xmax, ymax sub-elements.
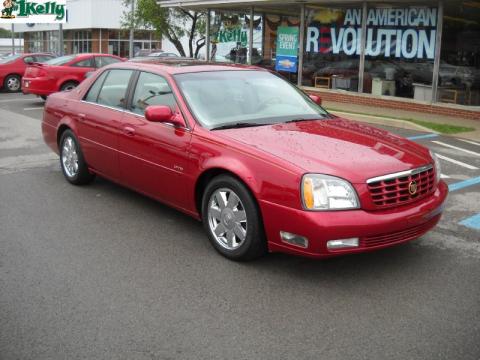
<box><xmin>260</xmin><ymin>180</ymin><xmax>448</xmax><ymax>258</ymax></box>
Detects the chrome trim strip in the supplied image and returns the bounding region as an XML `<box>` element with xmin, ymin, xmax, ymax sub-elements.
<box><xmin>366</xmin><ymin>164</ymin><xmax>433</xmax><ymax>184</ymax></box>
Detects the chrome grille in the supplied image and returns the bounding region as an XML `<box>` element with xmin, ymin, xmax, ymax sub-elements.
<box><xmin>367</xmin><ymin>165</ymin><xmax>435</xmax><ymax>208</ymax></box>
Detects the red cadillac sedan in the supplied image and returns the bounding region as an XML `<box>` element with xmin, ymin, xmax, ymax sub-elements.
<box><xmin>42</xmin><ymin>60</ymin><xmax>448</xmax><ymax>261</ymax></box>
<box><xmin>22</xmin><ymin>53</ymin><xmax>124</xmax><ymax>99</ymax></box>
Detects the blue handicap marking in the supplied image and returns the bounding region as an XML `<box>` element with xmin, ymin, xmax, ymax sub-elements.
<box><xmin>406</xmin><ymin>134</ymin><xmax>439</xmax><ymax>141</ymax></box>
<box><xmin>459</xmin><ymin>213</ymin><xmax>480</xmax><ymax>230</ymax></box>
<box><xmin>448</xmin><ymin>177</ymin><xmax>480</xmax><ymax>192</ymax></box>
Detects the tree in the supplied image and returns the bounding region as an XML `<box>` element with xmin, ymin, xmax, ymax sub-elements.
<box><xmin>122</xmin><ymin>0</ymin><xmax>206</xmax><ymax>58</ymax></box>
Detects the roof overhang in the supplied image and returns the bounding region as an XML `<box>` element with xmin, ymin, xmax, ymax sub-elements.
<box><xmin>158</xmin><ymin>0</ymin><xmax>365</xmax><ymax>8</ymax></box>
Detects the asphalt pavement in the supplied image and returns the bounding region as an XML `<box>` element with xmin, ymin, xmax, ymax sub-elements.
<box><xmin>1</xmin><ymin>93</ymin><xmax>479</xmax><ymax>360</ymax></box>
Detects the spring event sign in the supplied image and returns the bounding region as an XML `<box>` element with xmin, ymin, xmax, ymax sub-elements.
<box><xmin>0</xmin><ymin>0</ymin><xmax>66</xmax><ymax>23</ymax></box>
<box><xmin>275</xmin><ymin>26</ymin><xmax>299</xmax><ymax>73</ymax></box>
<box><xmin>306</xmin><ymin>7</ymin><xmax>437</xmax><ymax>59</ymax></box>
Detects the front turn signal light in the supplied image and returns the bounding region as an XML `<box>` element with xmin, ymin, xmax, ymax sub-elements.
<box><xmin>303</xmin><ymin>177</ymin><xmax>314</xmax><ymax>209</ymax></box>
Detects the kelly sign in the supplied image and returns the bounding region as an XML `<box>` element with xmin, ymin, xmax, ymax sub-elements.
<box><xmin>0</xmin><ymin>0</ymin><xmax>66</xmax><ymax>23</ymax></box>
<box><xmin>306</xmin><ymin>7</ymin><xmax>438</xmax><ymax>60</ymax></box>
<box><xmin>275</xmin><ymin>26</ymin><xmax>299</xmax><ymax>73</ymax></box>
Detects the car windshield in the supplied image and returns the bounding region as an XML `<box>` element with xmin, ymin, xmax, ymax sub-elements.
<box><xmin>0</xmin><ymin>54</ymin><xmax>21</xmax><ymax>64</ymax></box>
<box><xmin>45</xmin><ymin>55</ymin><xmax>76</xmax><ymax>65</ymax></box>
<box><xmin>174</xmin><ymin>70</ymin><xmax>328</xmax><ymax>129</ymax></box>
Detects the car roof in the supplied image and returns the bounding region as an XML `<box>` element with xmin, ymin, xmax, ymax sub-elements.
<box><xmin>121</xmin><ymin>58</ymin><xmax>264</xmax><ymax>75</ymax></box>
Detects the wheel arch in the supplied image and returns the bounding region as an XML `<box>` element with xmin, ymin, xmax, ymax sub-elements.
<box><xmin>56</xmin><ymin>115</ymin><xmax>78</xmax><ymax>148</ymax></box>
<box><xmin>194</xmin><ymin>167</ymin><xmax>260</xmax><ymax>217</ymax></box>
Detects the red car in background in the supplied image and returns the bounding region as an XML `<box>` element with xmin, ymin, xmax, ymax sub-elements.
<box><xmin>22</xmin><ymin>53</ymin><xmax>124</xmax><ymax>99</ymax></box>
<box><xmin>0</xmin><ymin>53</ymin><xmax>55</xmax><ymax>92</ymax></box>
<box><xmin>41</xmin><ymin>60</ymin><xmax>448</xmax><ymax>261</ymax></box>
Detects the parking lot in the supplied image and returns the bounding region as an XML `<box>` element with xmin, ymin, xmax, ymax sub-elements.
<box><xmin>1</xmin><ymin>93</ymin><xmax>480</xmax><ymax>359</ymax></box>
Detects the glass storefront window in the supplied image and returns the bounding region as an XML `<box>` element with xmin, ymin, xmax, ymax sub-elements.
<box><xmin>363</xmin><ymin>5</ymin><xmax>437</xmax><ymax>100</ymax></box>
<box><xmin>303</xmin><ymin>5</ymin><xmax>361</xmax><ymax>92</ymax></box>
<box><xmin>254</xmin><ymin>4</ymin><xmax>301</xmax><ymax>82</ymax></box>
<box><xmin>73</xmin><ymin>31</ymin><xmax>92</xmax><ymax>53</ymax></box>
<box><xmin>210</xmin><ymin>10</ymin><xmax>251</xmax><ymax>64</ymax></box>
<box><xmin>439</xmin><ymin>1</ymin><xmax>480</xmax><ymax>106</ymax></box>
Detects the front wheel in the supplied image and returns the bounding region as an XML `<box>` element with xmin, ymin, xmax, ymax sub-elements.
<box><xmin>59</xmin><ymin>130</ymin><xmax>95</xmax><ymax>185</ymax></box>
<box><xmin>202</xmin><ymin>175</ymin><xmax>266</xmax><ymax>261</ymax></box>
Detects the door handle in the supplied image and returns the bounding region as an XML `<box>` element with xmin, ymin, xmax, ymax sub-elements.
<box><xmin>123</xmin><ymin>126</ymin><xmax>135</xmax><ymax>136</ymax></box>
<box><xmin>78</xmin><ymin>113</ymin><xmax>86</xmax><ymax>122</ymax></box>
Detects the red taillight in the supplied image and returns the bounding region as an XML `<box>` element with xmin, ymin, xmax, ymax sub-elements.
<box><xmin>25</xmin><ymin>65</ymin><xmax>48</xmax><ymax>78</ymax></box>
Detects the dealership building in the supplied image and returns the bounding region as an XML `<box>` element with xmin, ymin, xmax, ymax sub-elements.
<box><xmin>15</xmin><ymin>0</ymin><xmax>162</xmax><ymax>57</ymax></box>
<box><xmin>160</xmin><ymin>0</ymin><xmax>480</xmax><ymax>119</ymax></box>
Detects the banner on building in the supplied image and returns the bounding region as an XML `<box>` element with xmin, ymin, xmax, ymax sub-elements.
<box><xmin>0</xmin><ymin>0</ymin><xmax>66</xmax><ymax>23</ymax></box>
<box><xmin>275</xmin><ymin>26</ymin><xmax>299</xmax><ymax>73</ymax></box>
<box><xmin>306</xmin><ymin>7</ymin><xmax>437</xmax><ymax>60</ymax></box>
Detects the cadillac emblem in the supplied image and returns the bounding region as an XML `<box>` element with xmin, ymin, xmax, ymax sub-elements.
<box><xmin>408</xmin><ymin>180</ymin><xmax>418</xmax><ymax>195</ymax></box>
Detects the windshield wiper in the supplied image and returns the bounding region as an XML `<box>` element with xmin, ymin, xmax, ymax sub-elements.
<box><xmin>211</xmin><ymin>122</ymin><xmax>267</xmax><ymax>130</ymax></box>
<box><xmin>284</xmin><ymin>118</ymin><xmax>315</xmax><ymax>123</ymax></box>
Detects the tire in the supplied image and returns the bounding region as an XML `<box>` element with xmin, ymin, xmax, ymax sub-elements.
<box><xmin>59</xmin><ymin>130</ymin><xmax>95</xmax><ymax>185</ymax></box>
<box><xmin>60</xmin><ymin>81</ymin><xmax>78</xmax><ymax>92</ymax></box>
<box><xmin>40</xmin><ymin>95</ymin><xmax>47</xmax><ymax>101</ymax></box>
<box><xmin>201</xmin><ymin>175</ymin><xmax>267</xmax><ymax>261</ymax></box>
<box><xmin>4</xmin><ymin>74</ymin><xmax>21</xmax><ymax>92</ymax></box>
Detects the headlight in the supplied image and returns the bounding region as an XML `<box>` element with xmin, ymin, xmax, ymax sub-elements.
<box><xmin>302</xmin><ymin>174</ymin><xmax>360</xmax><ymax>210</ymax></box>
<box><xmin>430</xmin><ymin>150</ymin><xmax>441</xmax><ymax>183</ymax></box>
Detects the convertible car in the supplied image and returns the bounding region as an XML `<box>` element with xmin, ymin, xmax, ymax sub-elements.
<box><xmin>42</xmin><ymin>60</ymin><xmax>448</xmax><ymax>261</ymax></box>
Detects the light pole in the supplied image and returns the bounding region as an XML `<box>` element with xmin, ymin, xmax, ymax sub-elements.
<box><xmin>11</xmin><ymin>24</ymin><xmax>15</xmax><ymax>54</ymax></box>
<box><xmin>129</xmin><ymin>0</ymin><xmax>135</xmax><ymax>58</ymax></box>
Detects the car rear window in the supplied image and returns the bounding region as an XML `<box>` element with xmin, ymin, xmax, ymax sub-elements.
<box><xmin>0</xmin><ymin>54</ymin><xmax>21</xmax><ymax>64</ymax></box>
<box><xmin>95</xmin><ymin>56</ymin><xmax>122</xmax><ymax>68</ymax></box>
<box><xmin>45</xmin><ymin>55</ymin><xmax>76</xmax><ymax>66</ymax></box>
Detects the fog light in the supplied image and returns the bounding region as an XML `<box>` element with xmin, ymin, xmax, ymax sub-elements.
<box><xmin>327</xmin><ymin>238</ymin><xmax>359</xmax><ymax>250</ymax></box>
<box><xmin>280</xmin><ymin>231</ymin><xmax>309</xmax><ymax>248</ymax></box>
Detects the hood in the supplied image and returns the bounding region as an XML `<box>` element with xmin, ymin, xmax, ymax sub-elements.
<box><xmin>217</xmin><ymin>118</ymin><xmax>431</xmax><ymax>184</ymax></box>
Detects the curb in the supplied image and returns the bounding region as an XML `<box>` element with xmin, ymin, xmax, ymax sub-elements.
<box><xmin>328</xmin><ymin>110</ymin><xmax>438</xmax><ymax>134</ymax></box>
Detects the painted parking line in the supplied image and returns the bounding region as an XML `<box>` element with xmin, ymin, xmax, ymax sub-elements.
<box><xmin>459</xmin><ymin>213</ymin><xmax>480</xmax><ymax>230</ymax></box>
<box><xmin>0</xmin><ymin>98</ymin><xmax>35</xmax><ymax>103</ymax></box>
<box><xmin>458</xmin><ymin>139</ymin><xmax>480</xmax><ymax>147</ymax></box>
<box><xmin>432</xmin><ymin>141</ymin><xmax>480</xmax><ymax>157</ymax></box>
<box><xmin>436</xmin><ymin>153</ymin><xmax>479</xmax><ymax>170</ymax></box>
<box><xmin>440</xmin><ymin>174</ymin><xmax>450</xmax><ymax>179</ymax></box>
<box><xmin>448</xmin><ymin>176</ymin><xmax>480</xmax><ymax>192</ymax></box>
<box><xmin>406</xmin><ymin>133</ymin><xmax>439</xmax><ymax>141</ymax></box>
<box><xmin>23</xmin><ymin>107</ymin><xmax>44</xmax><ymax>111</ymax></box>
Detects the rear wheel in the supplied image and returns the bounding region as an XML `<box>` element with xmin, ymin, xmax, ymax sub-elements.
<box><xmin>4</xmin><ymin>74</ymin><xmax>21</xmax><ymax>92</ymax></box>
<box><xmin>60</xmin><ymin>81</ymin><xmax>78</xmax><ymax>92</ymax></box>
<box><xmin>202</xmin><ymin>175</ymin><xmax>266</xmax><ymax>261</ymax></box>
<box><xmin>59</xmin><ymin>130</ymin><xmax>95</xmax><ymax>185</ymax></box>
<box><xmin>40</xmin><ymin>95</ymin><xmax>47</xmax><ymax>101</ymax></box>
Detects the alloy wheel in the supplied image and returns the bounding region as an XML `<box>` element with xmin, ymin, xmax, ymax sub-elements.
<box><xmin>207</xmin><ymin>188</ymin><xmax>248</xmax><ymax>250</ymax></box>
<box><xmin>61</xmin><ymin>136</ymin><xmax>79</xmax><ymax>178</ymax></box>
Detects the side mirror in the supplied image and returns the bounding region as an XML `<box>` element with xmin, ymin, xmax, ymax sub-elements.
<box><xmin>145</xmin><ymin>105</ymin><xmax>185</xmax><ymax>127</ymax></box>
<box><xmin>309</xmin><ymin>94</ymin><xmax>322</xmax><ymax>105</ymax></box>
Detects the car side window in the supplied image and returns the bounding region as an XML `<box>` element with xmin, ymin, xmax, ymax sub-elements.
<box><xmin>34</xmin><ymin>55</ymin><xmax>54</xmax><ymax>63</ymax></box>
<box><xmin>23</xmin><ymin>56</ymin><xmax>35</xmax><ymax>64</ymax></box>
<box><xmin>131</xmin><ymin>72</ymin><xmax>177</xmax><ymax>115</ymax></box>
<box><xmin>95</xmin><ymin>56</ymin><xmax>121</xmax><ymax>68</ymax></box>
<box><xmin>97</xmin><ymin>69</ymin><xmax>133</xmax><ymax>109</ymax></box>
<box><xmin>84</xmin><ymin>71</ymin><xmax>109</xmax><ymax>103</ymax></box>
<box><xmin>71</xmin><ymin>58</ymin><xmax>94</xmax><ymax>68</ymax></box>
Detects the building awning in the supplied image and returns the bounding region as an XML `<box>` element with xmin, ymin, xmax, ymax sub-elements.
<box><xmin>157</xmin><ymin>0</ymin><xmax>366</xmax><ymax>8</ymax></box>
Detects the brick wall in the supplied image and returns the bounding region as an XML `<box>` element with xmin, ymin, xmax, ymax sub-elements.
<box><xmin>304</xmin><ymin>88</ymin><xmax>480</xmax><ymax>121</ymax></box>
